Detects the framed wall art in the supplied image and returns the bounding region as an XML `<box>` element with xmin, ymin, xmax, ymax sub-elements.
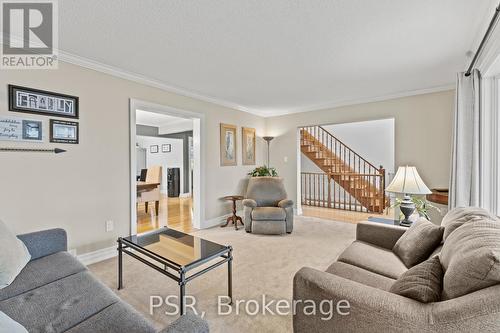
<box><xmin>242</xmin><ymin>127</ymin><xmax>256</xmax><ymax>165</ymax></box>
<box><xmin>162</xmin><ymin>144</ymin><xmax>171</xmax><ymax>153</ymax></box>
<box><xmin>9</xmin><ymin>84</ymin><xmax>79</xmax><ymax>119</ymax></box>
<box><xmin>150</xmin><ymin>145</ymin><xmax>159</xmax><ymax>153</ymax></box>
<box><xmin>0</xmin><ymin>115</ymin><xmax>43</xmax><ymax>142</ymax></box>
<box><xmin>220</xmin><ymin>123</ymin><xmax>237</xmax><ymax>166</ymax></box>
<box><xmin>50</xmin><ymin>119</ymin><xmax>79</xmax><ymax>144</ymax></box>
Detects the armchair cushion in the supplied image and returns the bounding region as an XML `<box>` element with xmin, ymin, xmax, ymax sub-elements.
<box><xmin>245</xmin><ymin>177</ymin><xmax>287</xmax><ymax>207</ymax></box>
<box><xmin>251</xmin><ymin>207</ymin><xmax>286</xmax><ymax>221</ymax></box>
<box><xmin>278</xmin><ymin>199</ymin><xmax>294</xmax><ymax>208</ymax></box>
<box><xmin>392</xmin><ymin>218</ymin><xmax>443</xmax><ymax>268</ymax></box>
<box><xmin>242</xmin><ymin>199</ymin><xmax>257</xmax><ymax>208</ymax></box>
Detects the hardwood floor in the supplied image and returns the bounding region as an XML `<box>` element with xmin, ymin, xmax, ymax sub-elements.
<box><xmin>137</xmin><ymin>194</ymin><xmax>194</xmax><ymax>234</ymax></box>
<box><xmin>302</xmin><ymin>205</ymin><xmax>395</xmax><ymax>224</ymax></box>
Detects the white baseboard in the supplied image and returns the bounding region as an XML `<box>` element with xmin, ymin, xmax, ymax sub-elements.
<box><xmin>203</xmin><ymin>210</ymin><xmax>244</xmax><ymax>229</ymax></box>
<box><xmin>77</xmin><ymin>246</ymin><xmax>117</xmax><ymax>266</ymax></box>
<box><xmin>179</xmin><ymin>192</ymin><xmax>192</xmax><ymax>198</ymax></box>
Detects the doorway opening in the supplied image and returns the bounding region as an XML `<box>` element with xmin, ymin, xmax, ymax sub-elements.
<box><xmin>129</xmin><ymin>99</ymin><xmax>204</xmax><ymax>235</ymax></box>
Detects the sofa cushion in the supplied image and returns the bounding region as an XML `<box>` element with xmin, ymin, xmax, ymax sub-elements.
<box><xmin>441</xmin><ymin>206</ymin><xmax>498</xmax><ymax>240</ymax></box>
<box><xmin>0</xmin><ymin>271</ymin><xmax>119</xmax><ymax>333</ymax></box>
<box><xmin>326</xmin><ymin>261</ymin><xmax>395</xmax><ymax>291</ymax></box>
<box><xmin>392</xmin><ymin>218</ymin><xmax>443</xmax><ymax>268</ymax></box>
<box><xmin>251</xmin><ymin>207</ymin><xmax>286</xmax><ymax>220</ymax></box>
<box><xmin>0</xmin><ymin>220</ymin><xmax>31</xmax><ymax>290</ymax></box>
<box><xmin>337</xmin><ymin>241</ymin><xmax>407</xmax><ymax>279</ymax></box>
<box><xmin>0</xmin><ymin>252</ymin><xmax>86</xmax><ymax>302</ymax></box>
<box><xmin>65</xmin><ymin>301</ymin><xmax>156</xmax><ymax>333</ymax></box>
<box><xmin>389</xmin><ymin>256</ymin><xmax>443</xmax><ymax>303</ymax></box>
<box><xmin>440</xmin><ymin>220</ymin><xmax>500</xmax><ymax>300</ymax></box>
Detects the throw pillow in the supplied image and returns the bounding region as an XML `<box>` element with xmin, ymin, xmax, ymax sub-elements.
<box><xmin>389</xmin><ymin>256</ymin><xmax>443</xmax><ymax>303</ymax></box>
<box><xmin>0</xmin><ymin>219</ymin><xmax>31</xmax><ymax>289</ymax></box>
<box><xmin>440</xmin><ymin>220</ymin><xmax>500</xmax><ymax>300</ymax></box>
<box><xmin>393</xmin><ymin>218</ymin><xmax>443</xmax><ymax>268</ymax></box>
<box><xmin>0</xmin><ymin>311</ymin><xmax>28</xmax><ymax>333</ymax></box>
<box><xmin>441</xmin><ymin>206</ymin><xmax>498</xmax><ymax>240</ymax></box>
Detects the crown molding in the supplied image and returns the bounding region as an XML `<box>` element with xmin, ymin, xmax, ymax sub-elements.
<box><xmin>58</xmin><ymin>51</ymin><xmax>454</xmax><ymax>118</ymax></box>
<box><xmin>262</xmin><ymin>84</ymin><xmax>456</xmax><ymax>117</ymax></box>
<box><xmin>58</xmin><ymin>51</ymin><xmax>265</xmax><ymax>116</ymax></box>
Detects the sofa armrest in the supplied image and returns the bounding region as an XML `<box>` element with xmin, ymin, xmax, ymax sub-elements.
<box><xmin>242</xmin><ymin>199</ymin><xmax>257</xmax><ymax>208</ymax></box>
<box><xmin>293</xmin><ymin>267</ymin><xmax>429</xmax><ymax>333</ymax></box>
<box><xmin>17</xmin><ymin>228</ymin><xmax>67</xmax><ymax>260</ymax></box>
<box><xmin>159</xmin><ymin>312</ymin><xmax>209</xmax><ymax>333</ymax></box>
<box><xmin>356</xmin><ymin>221</ymin><xmax>407</xmax><ymax>250</ymax></box>
<box><xmin>278</xmin><ymin>199</ymin><xmax>294</xmax><ymax>208</ymax></box>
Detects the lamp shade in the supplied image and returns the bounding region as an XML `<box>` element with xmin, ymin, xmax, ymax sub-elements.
<box><xmin>385</xmin><ymin>166</ymin><xmax>431</xmax><ymax>195</ymax></box>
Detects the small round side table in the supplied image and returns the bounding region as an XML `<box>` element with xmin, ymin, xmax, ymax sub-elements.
<box><xmin>221</xmin><ymin>195</ymin><xmax>244</xmax><ymax>230</ymax></box>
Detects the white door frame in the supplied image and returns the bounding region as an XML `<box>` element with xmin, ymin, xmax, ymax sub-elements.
<box><xmin>129</xmin><ymin>99</ymin><xmax>206</xmax><ymax>235</ymax></box>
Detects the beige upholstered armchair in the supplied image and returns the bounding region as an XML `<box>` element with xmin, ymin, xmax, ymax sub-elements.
<box><xmin>242</xmin><ymin>177</ymin><xmax>293</xmax><ymax>235</ymax></box>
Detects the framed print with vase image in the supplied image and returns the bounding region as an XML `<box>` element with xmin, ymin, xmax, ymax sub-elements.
<box><xmin>9</xmin><ymin>85</ymin><xmax>79</xmax><ymax>119</ymax></box>
<box><xmin>220</xmin><ymin>123</ymin><xmax>237</xmax><ymax>166</ymax></box>
<box><xmin>50</xmin><ymin>119</ymin><xmax>79</xmax><ymax>144</ymax></box>
<box><xmin>150</xmin><ymin>145</ymin><xmax>159</xmax><ymax>153</ymax></box>
<box><xmin>242</xmin><ymin>127</ymin><xmax>256</xmax><ymax>165</ymax></box>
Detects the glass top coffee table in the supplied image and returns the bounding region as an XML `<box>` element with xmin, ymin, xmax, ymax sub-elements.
<box><xmin>117</xmin><ymin>228</ymin><xmax>232</xmax><ymax>315</ymax></box>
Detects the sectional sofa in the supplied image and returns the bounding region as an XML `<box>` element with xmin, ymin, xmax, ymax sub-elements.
<box><xmin>0</xmin><ymin>228</ymin><xmax>209</xmax><ymax>333</ymax></box>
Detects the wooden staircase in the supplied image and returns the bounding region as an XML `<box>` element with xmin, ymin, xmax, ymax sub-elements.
<box><xmin>300</xmin><ymin>126</ymin><xmax>386</xmax><ymax>213</ymax></box>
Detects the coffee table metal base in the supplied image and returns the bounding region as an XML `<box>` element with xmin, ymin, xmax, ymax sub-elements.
<box><xmin>117</xmin><ymin>238</ymin><xmax>232</xmax><ymax>316</ymax></box>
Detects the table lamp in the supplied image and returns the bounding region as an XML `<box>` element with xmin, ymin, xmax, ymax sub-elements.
<box><xmin>385</xmin><ymin>166</ymin><xmax>431</xmax><ymax>226</ymax></box>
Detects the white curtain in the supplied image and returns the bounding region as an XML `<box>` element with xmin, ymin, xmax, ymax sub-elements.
<box><xmin>449</xmin><ymin>69</ymin><xmax>482</xmax><ymax>209</ymax></box>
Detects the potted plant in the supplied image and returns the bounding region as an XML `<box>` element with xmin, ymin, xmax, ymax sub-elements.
<box><xmin>248</xmin><ymin>166</ymin><xmax>278</xmax><ymax>177</ymax></box>
<box><xmin>392</xmin><ymin>196</ymin><xmax>441</xmax><ymax>221</ymax></box>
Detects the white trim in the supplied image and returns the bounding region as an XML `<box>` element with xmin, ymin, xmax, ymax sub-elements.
<box><xmin>179</xmin><ymin>192</ymin><xmax>192</xmax><ymax>198</ymax></box>
<box><xmin>204</xmin><ymin>210</ymin><xmax>244</xmax><ymax>229</ymax></box>
<box><xmin>59</xmin><ymin>51</ymin><xmax>258</xmax><ymax>115</ymax></box>
<box><xmin>262</xmin><ymin>84</ymin><xmax>455</xmax><ymax>117</ymax></box>
<box><xmin>296</xmin><ymin>127</ymin><xmax>302</xmax><ymax>215</ymax></box>
<box><xmin>129</xmin><ymin>99</ymin><xmax>206</xmax><ymax>235</ymax></box>
<box><xmin>77</xmin><ymin>246</ymin><xmax>116</xmax><ymax>266</ymax></box>
<box><xmin>59</xmin><ymin>51</ymin><xmax>454</xmax><ymax>118</ymax></box>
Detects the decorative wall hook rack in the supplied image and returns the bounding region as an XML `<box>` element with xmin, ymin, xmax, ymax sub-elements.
<box><xmin>0</xmin><ymin>148</ymin><xmax>66</xmax><ymax>154</ymax></box>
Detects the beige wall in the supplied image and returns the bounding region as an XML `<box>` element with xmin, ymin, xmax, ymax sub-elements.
<box><xmin>265</xmin><ymin>90</ymin><xmax>455</xmax><ymax>206</ymax></box>
<box><xmin>0</xmin><ymin>61</ymin><xmax>454</xmax><ymax>256</ymax></box>
<box><xmin>0</xmin><ymin>62</ymin><xmax>266</xmax><ymax>255</ymax></box>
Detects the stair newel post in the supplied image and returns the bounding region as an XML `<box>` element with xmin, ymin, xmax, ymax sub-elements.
<box><xmin>327</xmin><ymin>174</ymin><xmax>332</xmax><ymax>208</ymax></box>
<box><xmin>379</xmin><ymin>166</ymin><xmax>385</xmax><ymax>213</ymax></box>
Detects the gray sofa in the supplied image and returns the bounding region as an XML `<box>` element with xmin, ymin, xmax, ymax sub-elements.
<box><xmin>0</xmin><ymin>228</ymin><xmax>209</xmax><ymax>333</ymax></box>
<box><xmin>243</xmin><ymin>177</ymin><xmax>293</xmax><ymax>235</ymax></box>
<box><xmin>293</xmin><ymin>219</ymin><xmax>500</xmax><ymax>332</ymax></box>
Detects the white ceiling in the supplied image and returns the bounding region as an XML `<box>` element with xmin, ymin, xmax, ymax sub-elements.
<box><xmin>59</xmin><ymin>0</ymin><xmax>497</xmax><ymax>116</ymax></box>
<box><xmin>136</xmin><ymin>110</ymin><xmax>193</xmax><ymax>131</ymax></box>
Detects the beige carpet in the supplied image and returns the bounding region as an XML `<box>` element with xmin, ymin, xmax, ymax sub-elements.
<box><xmin>89</xmin><ymin>216</ymin><xmax>356</xmax><ymax>333</ymax></box>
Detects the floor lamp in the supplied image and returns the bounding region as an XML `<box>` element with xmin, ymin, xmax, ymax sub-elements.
<box><xmin>263</xmin><ymin>136</ymin><xmax>274</xmax><ymax>167</ymax></box>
